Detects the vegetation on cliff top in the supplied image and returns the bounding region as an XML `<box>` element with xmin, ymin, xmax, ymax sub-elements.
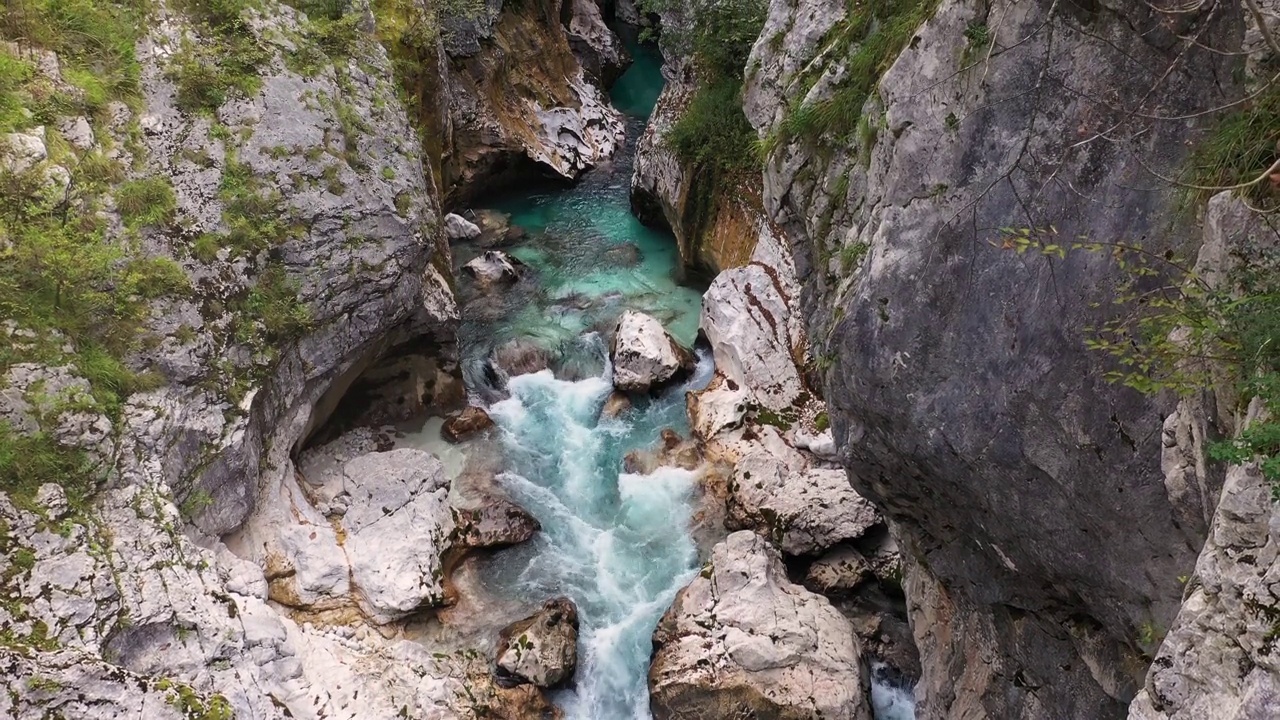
<box><xmin>642</xmin><ymin>0</ymin><xmax>765</xmax><ymax>248</ymax></box>
<box><xmin>764</xmin><ymin>0</ymin><xmax>940</xmax><ymax>154</ymax></box>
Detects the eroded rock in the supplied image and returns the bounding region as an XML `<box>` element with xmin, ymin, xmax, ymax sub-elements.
<box><xmin>649</xmin><ymin>531</ymin><xmax>871</xmax><ymax>720</ymax></box>
<box><xmin>729</xmin><ymin>448</ymin><xmax>880</xmax><ymax>556</ymax></box>
<box><xmin>495</xmin><ymin>597</ymin><xmax>579</xmax><ymax>689</ymax></box>
<box><xmin>609</xmin><ymin>310</ymin><xmax>694</xmax><ymax>393</ymax></box>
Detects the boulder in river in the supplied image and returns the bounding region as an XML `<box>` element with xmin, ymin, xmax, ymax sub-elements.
<box><xmin>602</xmin><ymin>242</ymin><xmax>642</xmax><ymax>267</ymax></box>
<box><xmin>649</xmin><ymin>531</ymin><xmax>871</xmax><ymax>720</ymax></box>
<box><xmin>609</xmin><ymin>309</ymin><xmax>694</xmax><ymax>393</ymax></box>
<box><xmin>490</xmin><ymin>338</ymin><xmax>554</xmax><ymax>379</ymax></box>
<box><xmin>463</xmin><ymin>250</ymin><xmax>524</xmax><ymax>289</ymax></box>
<box><xmin>495</xmin><ymin>597</ymin><xmax>580</xmax><ymax>689</ymax></box>
<box><xmin>452</xmin><ymin>491</ymin><xmax>541</xmax><ymax>550</ymax></box>
<box><xmin>444</xmin><ymin>212</ymin><xmax>482</xmax><ymax>241</ymax></box>
<box><xmin>442</xmin><ymin>405</ymin><xmax>495</xmax><ymax>442</ymax></box>
<box><xmin>600</xmin><ymin>391</ymin><xmax>632</xmax><ymax>419</ymax></box>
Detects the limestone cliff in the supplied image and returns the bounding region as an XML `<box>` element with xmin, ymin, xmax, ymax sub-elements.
<box><xmin>0</xmin><ymin>1</ymin><xmax>542</xmax><ymax>717</ymax></box>
<box><xmin>743</xmin><ymin>0</ymin><xmax>1246</xmax><ymax>716</ymax></box>
<box><xmin>380</xmin><ymin>0</ymin><xmax>627</xmax><ymax>204</ymax></box>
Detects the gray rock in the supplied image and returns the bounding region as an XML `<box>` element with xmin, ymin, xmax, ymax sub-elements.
<box><xmin>495</xmin><ymin>597</ymin><xmax>579</xmax><ymax>689</ymax></box>
<box><xmin>57</xmin><ymin>115</ymin><xmax>95</xmax><ymax>150</ymax></box>
<box><xmin>700</xmin><ymin>263</ymin><xmax>804</xmax><ymax>412</ymax></box>
<box><xmin>340</xmin><ymin>449</ymin><xmax>455</xmax><ymax>624</ymax></box>
<box><xmin>745</xmin><ymin>0</ymin><xmax>1244</xmax><ymax>713</ymax></box>
<box><xmin>463</xmin><ymin>250</ymin><xmax>523</xmax><ymax>289</ymax></box>
<box><xmin>729</xmin><ymin>447</ymin><xmax>880</xmax><ymax>556</ymax></box>
<box><xmin>444</xmin><ymin>212</ymin><xmax>482</xmax><ymax>241</ymax></box>
<box><xmin>649</xmin><ymin>531</ymin><xmax>871</xmax><ymax>720</ymax></box>
<box><xmin>2</xmin><ymin>126</ymin><xmax>47</xmax><ymax>172</ymax></box>
<box><xmin>609</xmin><ymin>309</ymin><xmax>694</xmax><ymax>393</ymax></box>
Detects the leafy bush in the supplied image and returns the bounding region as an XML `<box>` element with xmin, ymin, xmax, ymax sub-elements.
<box><xmin>1000</xmin><ymin>226</ymin><xmax>1280</xmax><ymax>494</ymax></box>
<box><xmin>666</xmin><ymin>80</ymin><xmax>757</xmax><ymax>175</ymax></box>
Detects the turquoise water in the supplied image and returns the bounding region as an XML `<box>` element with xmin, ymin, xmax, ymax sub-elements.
<box><xmin>413</xmin><ymin>36</ymin><xmax>918</xmax><ymax>720</ymax></box>
<box><xmin>413</xmin><ymin>40</ymin><xmax>716</xmax><ymax>719</ymax></box>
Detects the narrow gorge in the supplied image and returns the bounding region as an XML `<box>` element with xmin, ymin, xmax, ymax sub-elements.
<box><xmin>2</xmin><ymin>0</ymin><xmax>1279</xmax><ymax>719</ymax></box>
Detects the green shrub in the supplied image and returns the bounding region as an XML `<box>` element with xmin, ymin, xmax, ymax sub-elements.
<box><xmin>768</xmin><ymin>0</ymin><xmax>940</xmax><ymax>149</ymax></box>
<box><xmin>116</xmin><ymin>177</ymin><xmax>177</xmax><ymax>229</ymax></box>
<box><xmin>2</xmin><ymin>0</ymin><xmax>146</xmax><ymax>116</ymax></box>
<box><xmin>1182</xmin><ymin>80</ymin><xmax>1280</xmax><ymax>210</ymax></box>
<box><xmin>168</xmin><ymin>0</ymin><xmax>270</xmax><ymax>115</ymax></box>
<box><xmin>0</xmin><ymin>51</ymin><xmax>35</xmax><ymax>134</ymax></box>
<box><xmin>666</xmin><ymin>80</ymin><xmax>757</xmax><ymax>175</ymax></box>
<box><xmin>233</xmin><ymin>263</ymin><xmax>312</xmax><ymax>344</ymax></box>
<box><xmin>0</xmin><ymin>422</ymin><xmax>100</xmax><ymax>513</ymax></box>
<box><xmin>1001</xmin><ymin>227</ymin><xmax>1280</xmax><ymax>495</ymax></box>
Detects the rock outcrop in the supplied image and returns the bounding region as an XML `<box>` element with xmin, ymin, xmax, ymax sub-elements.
<box><xmin>744</xmin><ymin>0</ymin><xmax>1243</xmax><ymax>715</ymax></box>
<box><xmin>1126</xmin><ymin>193</ymin><xmax>1280</xmax><ymax>719</ymax></box>
<box><xmin>495</xmin><ymin>597</ymin><xmax>580</xmax><ymax>689</ymax></box>
<box><xmin>406</xmin><ymin>0</ymin><xmax>627</xmax><ymax>202</ymax></box>
<box><xmin>609</xmin><ymin>309</ymin><xmax>694</xmax><ymax>393</ymax></box>
<box><xmin>729</xmin><ymin>446</ymin><xmax>880</xmax><ymax>556</ymax></box>
<box><xmin>649</xmin><ymin>531</ymin><xmax>871</xmax><ymax>720</ymax></box>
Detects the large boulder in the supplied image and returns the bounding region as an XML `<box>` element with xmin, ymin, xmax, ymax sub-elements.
<box><xmin>649</xmin><ymin>531</ymin><xmax>871</xmax><ymax>720</ymax></box>
<box><xmin>339</xmin><ymin>449</ymin><xmax>455</xmax><ymax>624</ymax></box>
<box><xmin>700</xmin><ymin>263</ymin><xmax>804</xmax><ymax>412</ymax></box>
<box><xmin>728</xmin><ymin>448</ymin><xmax>881</xmax><ymax>556</ymax></box>
<box><xmin>463</xmin><ymin>250</ymin><xmax>524</xmax><ymax>289</ymax></box>
<box><xmin>609</xmin><ymin>310</ymin><xmax>695</xmax><ymax>393</ymax></box>
<box><xmin>444</xmin><ymin>212</ymin><xmax>482</xmax><ymax>241</ymax></box>
<box><xmin>494</xmin><ymin>597</ymin><xmax>579</xmax><ymax>689</ymax></box>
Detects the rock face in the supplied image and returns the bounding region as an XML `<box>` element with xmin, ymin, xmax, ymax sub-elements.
<box><xmin>418</xmin><ymin>0</ymin><xmax>627</xmax><ymax>201</ymax></box>
<box><xmin>609</xmin><ymin>310</ymin><xmax>695</xmax><ymax>393</ymax></box>
<box><xmin>649</xmin><ymin>531</ymin><xmax>871</xmax><ymax>720</ymax></box>
<box><xmin>565</xmin><ymin>0</ymin><xmax>630</xmax><ymax>86</ymax></box>
<box><xmin>495</xmin><ymin>597</ymin><xmax>580</xmax><ymax>689</ymax></box>
<box><xmin>1126</xmin><ymin>194</ymin><xmax>1280</xmax><ymax>720</ymax></box>
<box><xmin>744</xmin><ymin>0</ymin><xmax>1243</xmax><ymax>715</ymax></box>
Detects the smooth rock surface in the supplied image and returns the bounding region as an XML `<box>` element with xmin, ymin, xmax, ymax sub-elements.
<box><xmin>444</xmin><ymin>212</ymin><xmax>482</xmax><ymax>240</ymax></box>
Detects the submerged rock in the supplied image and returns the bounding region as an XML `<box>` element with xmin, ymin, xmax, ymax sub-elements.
<box><xmin>463</xmin><ymin>250</ymin><xmax>524</xmax><ymax>289</ymax></box>
<box><xmin>444</xmin><ymin>212</ymin><xmax>482</xmax><ymax>241</ymax></box>
<box><xmin>490</xmin><ymin>338</ymin><xmax>554</xmax><ymax>379</ymax></box>
<box><xmin>649</xmin><ymin>531</ymin><xmax>871</xmax><ymax>720</ymax></box>
<box><xmin>600</xmin><ymin>391</ymin><xmax>632</xmax><ymax>419</ymax></box>
<box><xmin>442</xmin><ymin>405</ymin><xmax>495</xmax><ymax>442</ymax></box>
<box><xmin>609</xmin><ymin>310</ymin><xmax>694</xmax><ymax>393</ymax></box>
<box><xmin>495</xmin><ymin>597</ymin><xmax>580</xmax><ymax>689</ymax></box>
<box><xmin>602</xmin><ymin>242</ymin><xmax>642</xmax><ymax>267</ymax></box>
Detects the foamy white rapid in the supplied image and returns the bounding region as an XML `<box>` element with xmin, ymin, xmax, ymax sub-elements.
<box><xmin>482</xmin><ymin>350</ymin><xmax>714</xmax><ymax>719</ymax></box>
